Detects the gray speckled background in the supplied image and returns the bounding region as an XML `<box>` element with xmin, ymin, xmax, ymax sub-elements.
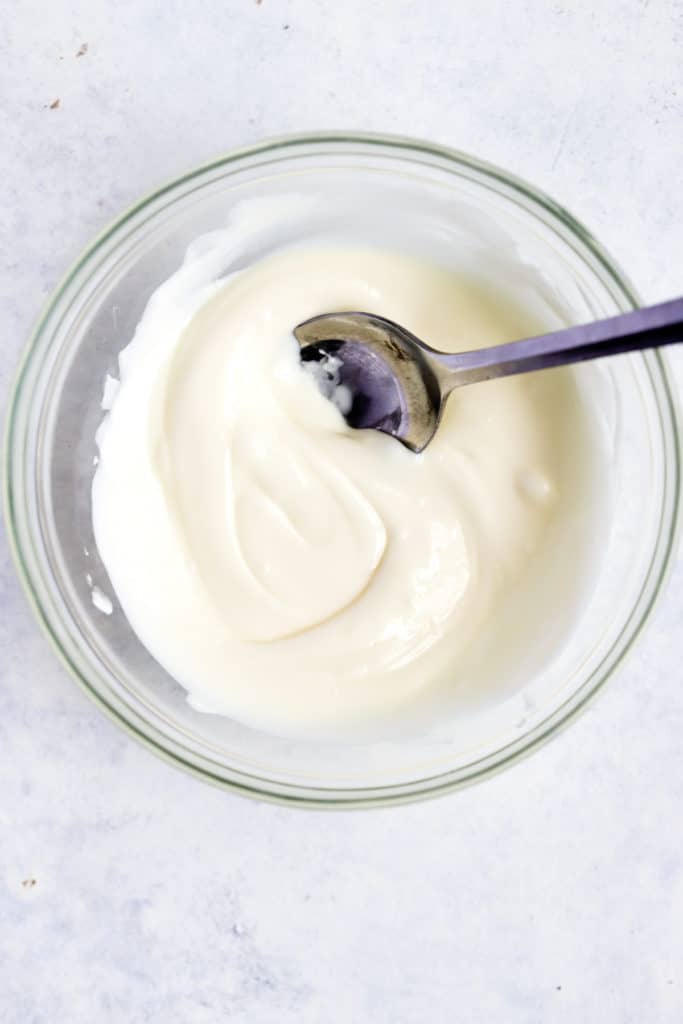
<box><xmin>2</xmin><ymin>2</ymin><xmax>683</xmax><ymax>1021</ymax></box>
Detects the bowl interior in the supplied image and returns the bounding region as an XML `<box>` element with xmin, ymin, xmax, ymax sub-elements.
<box><xmin>7</xmin><ymin>137</ymin><xmax>680</xmax><ymax>804</ymax></box>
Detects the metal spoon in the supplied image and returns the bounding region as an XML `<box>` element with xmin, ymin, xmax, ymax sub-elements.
<box><xmin>294</xmin><ymin>298</ymin><xmax>683</xmax><ymax>451</ymax></box>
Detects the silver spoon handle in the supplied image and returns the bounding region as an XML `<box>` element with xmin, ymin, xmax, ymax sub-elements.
<box><xmin>433</xmin><ymin>297</ymin><xmax>683</xmax><ymax>390</ymax></box>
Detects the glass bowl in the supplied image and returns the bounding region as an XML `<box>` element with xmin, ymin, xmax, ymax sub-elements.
<box><xmin>5</xmin><ymin>132</ymin><xmax>680</xmax><ymax>807</ymax></box>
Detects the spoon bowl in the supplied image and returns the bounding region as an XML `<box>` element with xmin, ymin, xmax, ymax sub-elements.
<box><xmin>295</xmin><ymin>312</ymin><xmax>444</xmax><ymax>450</ymax></box>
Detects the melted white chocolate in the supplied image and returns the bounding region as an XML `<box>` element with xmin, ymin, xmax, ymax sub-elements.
<box><xmin>93</xmin><ymin>238</ymin><xmax>607</xmax><ymax>736</ymax></box>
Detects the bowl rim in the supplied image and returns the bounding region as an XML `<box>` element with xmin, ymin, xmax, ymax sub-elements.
<box><xmin>4</xmin><ymin>130</ymin><xmax>682</xmax><ymax>808</ymax></box>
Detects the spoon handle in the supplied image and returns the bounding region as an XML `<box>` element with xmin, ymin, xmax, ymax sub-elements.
<box><xmin>434</xmin><ymin>297</ymin><xmax>683</xmax><ymax>390</ymax></box>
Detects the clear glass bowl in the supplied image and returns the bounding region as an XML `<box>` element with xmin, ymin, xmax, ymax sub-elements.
<box><xmin>5</xmin><ymin>133</ymin><xmax>680</xmax><ymax>807</ymax></box>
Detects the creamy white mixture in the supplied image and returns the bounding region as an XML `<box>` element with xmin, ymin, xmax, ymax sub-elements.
<box><xmin>93</xmin><ymin>235</ymin><xmax>607</xmax><ymax>736</ymax></box>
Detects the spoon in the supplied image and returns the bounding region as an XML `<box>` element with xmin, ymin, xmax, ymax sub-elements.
<box><xmin>294</xmin><ymin>298</ymin><xmax>683</xmax><ymax>451</ymax></box>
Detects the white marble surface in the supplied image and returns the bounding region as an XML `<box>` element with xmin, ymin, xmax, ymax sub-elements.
<box><xmin>2</xmin><ymin>1</ymin><xmax>683</xmax><ymax>1020</ymax></box>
